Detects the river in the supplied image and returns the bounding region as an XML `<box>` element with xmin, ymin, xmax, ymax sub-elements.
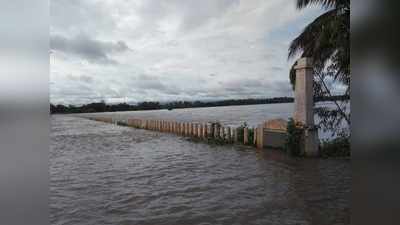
<box><xmin>50</xmin><ymin>110</ymin><xmax>350</xmax><ymax>225</ymax></box>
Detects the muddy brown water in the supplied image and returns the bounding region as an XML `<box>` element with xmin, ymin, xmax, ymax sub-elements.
<box><xmin>50</xmin><ymin>114</ymin><xmax>350</xmax><ymax>225</ymax></box>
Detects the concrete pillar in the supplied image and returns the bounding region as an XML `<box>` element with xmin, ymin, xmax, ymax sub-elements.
<box><xmin>214</xmin><ymin>125</ymin><xmax>218</xmax><ymax>139</ymax></box>
<box><xmin>226</xmin><ymin>127</ymin><xmax>231</xmax><ymax>142</ymax></box>
<box><xmin>202</xmin><ymin>124</ymin><xmax>207</xmax><ymax>138</ymax></box>
<box><xmin>199</xmin><ymin>124</ymin><xmax>203</xmax><ymax>138</ymax></box>
<box><xmin>256</xmin><ymin>124</ymin><xmax>264</xmax><ymax>149</ymax></box>
<box><xmin>253</xmin><ymin>128</ymin><xmax>257</xmax><ymax>145</ymax></box>
<box><xmin>234</xmin><ymin>128</ymin><xmax>238</xmax><ymax>142</ymax></box>
<box><xmin>198</xmin><ymin>123</ymin><xmax>201</xmax><ymax>137</ymax></box>
<box><xmin>294</xmin><ymin>57</ymin><xmax>319</xmax><ymax>156</ymax></box>
<box><xmin>244</xmin><ymin>128</ymin><xmax>248</xmax><ymax>144</ymax></box>
<box><xmin>220</xmin><ymin>126</ymin><xmax>224</xmax><ymax>140</ymax></box>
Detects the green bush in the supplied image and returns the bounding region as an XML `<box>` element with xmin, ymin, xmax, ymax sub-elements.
<box><xmin>248</xmin><ymin>128</ymin><xmax>254</xmax><ymax>146</ymax></box>
<box><xmin>320</xmin><ymin>136</ymin><xmax>350</xmax><ymax>157</ymax></box>
<box><xmin>285</xmin><ymin>118</ymin><xmax>305</xmax><ymax>156</ymax></box>
<box><xmin>116</xmin><ymin>121</ymin><xmax>128</xmax><ymax>126</ymax></box>
<box><xmin>236</xmin><ymin>123</ymin><xmax>245</xmax><ymax>141</ymax></box>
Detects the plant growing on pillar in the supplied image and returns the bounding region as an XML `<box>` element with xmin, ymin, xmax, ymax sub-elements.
<box><xmin>285</xmin><ymin>118</ymin><xmax>305</xmax><ymax>156</ymax></box>
<box><xmin>247</xmin><ymin>128</ymin><xmax>255</xmax><ymax>146</ymax></box>
<box><xmin>288</xmin><ymin>0</ymin><xmax>350</xmax><ymax>138</ymax></box>
<box><xmin>236</xmin><ymin>122</ymin><xmax>247</xmax><ymax>141</ymax></box>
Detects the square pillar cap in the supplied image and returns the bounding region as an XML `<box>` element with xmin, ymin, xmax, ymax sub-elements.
<box><xmin>294</xmin><ymin>57</ymin><xmax>313</xmax><ymax>70</ymax></box>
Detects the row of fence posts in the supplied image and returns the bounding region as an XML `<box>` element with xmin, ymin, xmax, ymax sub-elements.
<box><xmin>89</xmin><ymin>117</ymin><xmax>261</xmax><ymax>147</ymax></box>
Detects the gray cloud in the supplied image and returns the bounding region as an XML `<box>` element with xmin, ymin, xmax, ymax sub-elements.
<box><xmin>50</xmin><ymin>0</ymin><xmax>321</xmax><ymax>104</ymax></box>
<box><xmin>50</xmin><ymin>34</ymin><xmax>130</xmax><ymax>64</ymax></box>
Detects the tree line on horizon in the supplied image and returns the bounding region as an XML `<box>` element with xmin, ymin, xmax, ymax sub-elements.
<box><xmin>50</xmin><ymin>95</ymin><xmax>348</xmax><ymax>114</ymax></box>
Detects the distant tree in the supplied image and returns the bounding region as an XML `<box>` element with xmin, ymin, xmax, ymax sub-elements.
<box><xmin>288</xmin><ymin>0</ymin><xmax>350</xmax><ymax>137</ymax></box>
<box><xmin>50</xmin><ymin>104</ymin><xmax>56</xmax><ymax>114</ymax></box>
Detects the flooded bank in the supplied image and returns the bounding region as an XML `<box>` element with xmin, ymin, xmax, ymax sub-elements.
<box><xmin>50</xmin><ymin>115</ymin><xmax>350</xmax><ymax>225</ymax></box>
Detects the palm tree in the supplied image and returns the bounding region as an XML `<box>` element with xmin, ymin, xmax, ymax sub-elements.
<box><xmin>288</xmin><ymin>0</ymin><xmax>350</xmax><ymax>136</ymax></box>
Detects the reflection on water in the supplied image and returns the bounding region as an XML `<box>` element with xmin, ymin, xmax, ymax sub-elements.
<box><xmin>51</xmin><ymin>116</ymin><xmax>350</xmax><ymax>225</ymax></box>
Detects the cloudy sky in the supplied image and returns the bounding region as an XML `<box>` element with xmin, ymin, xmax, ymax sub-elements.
<box><xmin>50</xmin><ymin>0</ymin><xmax>321</xmax><ymax>105</ymax></box>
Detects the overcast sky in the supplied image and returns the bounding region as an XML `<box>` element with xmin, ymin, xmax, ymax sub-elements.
<box><xmin>50</xmin><ymin>0</ymin><xmax>322</xmax><ymax>105</ymax></box>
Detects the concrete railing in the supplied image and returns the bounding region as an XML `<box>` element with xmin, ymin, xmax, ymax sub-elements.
<box><xmin>86</xmin><ymin>57</ymin><xmax>318</xmax><ymax>155</ymax></box>
<box><xmin>87</xmin><ymin>116</ymin><xmax>268</xmax><ymax>146</ymax></box>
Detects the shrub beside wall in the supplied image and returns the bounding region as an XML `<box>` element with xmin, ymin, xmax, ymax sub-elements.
<box><xmin>320</xmin><ymin>136</ymin><xmax>350</xmax><ymax>158</ymax></box>
<box><xmin>285</xmin><ymin>118</ymin><xmax>305</xmax><ymax>156</ymax></box>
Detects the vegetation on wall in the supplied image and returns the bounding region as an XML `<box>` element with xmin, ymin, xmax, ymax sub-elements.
<box><xmin>285</xmin><ymin>118</ymin><xmax>305</xmax><ymax>157</ymax></box>
<box><xmin>320</xmin><ymin>136</ymin><xmax>350</xmax><ymax>158</ymax></box>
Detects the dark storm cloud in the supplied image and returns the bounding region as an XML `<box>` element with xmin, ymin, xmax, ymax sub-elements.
<box><xmin>50</xmin><ymin>34</ymin><xmax>130</xmax><ymax>64</ymax></box>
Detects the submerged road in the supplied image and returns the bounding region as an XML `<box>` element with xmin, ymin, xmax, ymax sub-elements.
<box><xmin>50</xmin><ymin>115</ymin><xmax>350</xmax><ymax>225</ymax></box>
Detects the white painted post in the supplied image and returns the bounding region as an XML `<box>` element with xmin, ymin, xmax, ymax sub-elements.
<box><xmin>214</xmin><ymin>125</ymin><xmax>218</xmax><ymax>139</ymax></box>
<box><xmin>226</xmin><ymin>127</ymin><xmax>231</xmax><ymax>142</ymax></box>
<box><xmin>220</xmin><ymin>126</ymin><xmax>224</xmax><ymax>140</ymax></box>
<box><xmin>192</xmin><ymin>123</ymin><xmax>196</xmax><ymax>137</ymax></box>
<box><xmin>256</xmin><ymin>124</ymin><xmax>264</xmax><ymax>149</ymax></box>
<box><xmin>244</xmin><ymin>128</ymin><xmax>248</xmax><ymax>145</ymax></box>
<box><xmin>253</xmin><ymin>128</ymin><xmax>257</xmax><ymax>145</ymax></box>
<box><xmin>197</xmin><ymin>124</ymin><xmax>202</xmax><ymax>138</ymax></box>
<box><xmin>294</xmin><ymin>57</ymin><xmax>319</xmax><ymax>156</ymax></box>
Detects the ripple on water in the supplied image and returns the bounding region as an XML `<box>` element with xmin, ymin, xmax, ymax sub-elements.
<box><xmin>50</xmin><ymin>115</ymin><xmax>350</xmax><ymax>225</ymax></box>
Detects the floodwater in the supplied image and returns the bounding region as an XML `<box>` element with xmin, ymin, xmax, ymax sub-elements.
<box><xmin>79</xmin><ymin>103</ymin><xmax>295</xmax><ymax>127</ymax></box>
<box><xmin>50</xmin><ymin>114</ymin><xmax>350</xmax><ymax>225</ymax></box>
<box><xmin>78</xmin><ymin>102</ymin><xmax>348</xmax><ymax>139</ymax></box>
